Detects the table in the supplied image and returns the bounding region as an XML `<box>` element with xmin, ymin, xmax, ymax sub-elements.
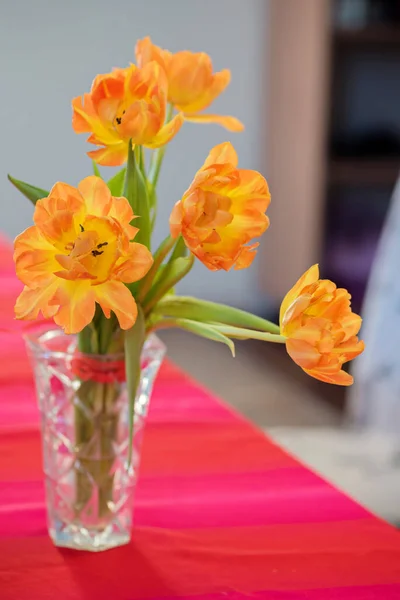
<box><xmin>0</xmin><ymin>237</ymin><xmax>400</xmax><ymax>600</ymax></box>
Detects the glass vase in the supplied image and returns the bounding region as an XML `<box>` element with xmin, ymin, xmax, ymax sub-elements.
<box><xmin>25</xmin><ymin>328</ymin><xmax>165</xmax><ymax>552</ymax></box>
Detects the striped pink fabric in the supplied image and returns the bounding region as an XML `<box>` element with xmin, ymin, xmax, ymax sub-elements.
<box><xmin>0</xmin><ymin>236</ymin><xmax>399</xmax><ymax>599</ymax></box>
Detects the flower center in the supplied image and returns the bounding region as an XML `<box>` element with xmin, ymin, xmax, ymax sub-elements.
<box><xmin>193</xmin><ymin>192</ymin><xmax>233</xmax><ymax>244</ymax></box>
<box><xmin>114</xmin><ymin>109</ymin><xmax>126</xmax><ymax>127</ymax></box>
<box><xmin>55</xmin><ymin>216</ymin><xmax>119</xmax><ymax>283</ymax></box>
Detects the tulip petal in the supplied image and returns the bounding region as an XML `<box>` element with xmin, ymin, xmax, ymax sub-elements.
<box><xmin>88</xmin><ymin>144</ymin><xmax>128</xmax><ymax>167</ymax></box>
<box><xmin>290</xmin><ymin>318</ymin><xmax>325</xmax><ymax>345</ymax></box>
<box><xmin>34</xmin><ymin>184</ymin><xmax>83</xmax><ymax>228</ymax></box>
<box><xmin>91</xmin><ymin>70</ymin><xmax>125</xmax><ymax>109</ymax></box>
<box><xmin>280</xmin><ymin>265</ymin><xmax>320</xmax><ymax>328</ymax></box>
<box><xmin>14</xmin><ymin>226</ymin><xmax>62</xmax><ymax>288</ymax></box>
<box><xmin>205</xmin><ymin>69</ymin><xmax>231</xmax><ymax>106</ymax></box>
<box><xmin>334</xmin><ymin>337</ymin><xmax>365</xmax><ymax>362</ymax></box>
<box><xmin>233</xmin><ymin>170</ymin><xmax>271</xmax><ymax>207</ymax></box>
<box><xmin>94</xmin><ymin>280</ymin><xmax>137</xmax><ymax>330</ymax></box>
<box><xmin>340</xmin><ymin>311</ymin><xmax>363</xmax><ymax>340</ymax></box>
<box><xmin>305</xmin><ymin>367</ymin><xmax>354</xmax><ymax>386</ymax></box>
<box><xmin>97</xmin><ymin>97</ymin><xmax>120</xmax><ymax>124</ymax></box>
<box><xmin>113</xmin><ymin>242</ymin><xmax>153</xmax><ymax>283</ymax></box>
<box><xmin>169</xmin><ymin>202</ymin><xmax>184</xmax><ymax>238</ymax></box>
<box><xmin>280</xmin><ymin>295</ymin><xmax>312</xmax><ymax>336</ymax></box>
<box><xmin>145</xmin><ymin>113</ymin><xmax>184</xmax><ymax>149</ymax></box>
<box><xmin>135</xmin><ymin>36</ymin><xmax>172</xmax><ymax>71</ymax></box>
<box><xmin>52</xmin><ymin>281</ymin><xmax>96</xmax><ymax>335</ymax></box>
<box><xmin>118</xmin><ymin>101</ymin><xmax>155</xmax><ymax>141</ymax></box>
<box><xmin>286</xmin><ymin>338</ymin><xmax>321</xmax><ymax>369</ymax></box>
<box><xmin>72</xmin><ymin>94</ymin><xmax>96</xmax><ymax>133</ymax></box>
<box><xmin>227</xmin><ymin>211</ymin><xmax>270</xmax><ymax>242</ymax></box>
<box><xmin>108</xmin><ymin>198</ymin><xmax>138</xmax><ymax>240</ymax></box>
<box><xmin>73</xmin><ymin>96</ymin><xmax>122</xmax><ymax>146</ymax></box>
<box><xmin>234</xmin><ymin>243</ymin><xmax>259</xmax><ymax>270</ymax></box>
<box><xmin>175</xmin><ymin>68</ymin><xmax>231</xmax><ymax>114</ymax></box>
<box><xmin>203</xmin><ymin>142</ymin><xmax>238</xmax><ymax>168</ymax></box>
<box><xmin>184</xmin><ymin>113</ymin><xmax>244</xmax><ymax>132</ymax></box>
<box><xmin>318</xmin><ymin>329</ymin><xmax>335</xmax><ymax>354</ymax></box>
<box><xmin>78</xmin><ymin>176</ymin><xmax>112</xmax><ymax>217</ymax></box>
<box><xmin>15</xmin><ymin>281</ymin><xmax>59</xmax><ymax>321</ymax></box>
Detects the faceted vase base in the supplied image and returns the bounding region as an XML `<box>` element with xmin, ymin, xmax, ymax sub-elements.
<box><xmin>25</xmin><ymin>329</ymin><xmax>166</xmax><ymax>552</ymax></box>
<box><xmin>50</xmin><ymin>522</ymin><xmax>130</xmax><ymax>552</ymax></box>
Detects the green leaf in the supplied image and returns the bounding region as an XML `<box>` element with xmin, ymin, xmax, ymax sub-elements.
<box><xmin>153</xmin><ymin>296</ymin><xmax>281</xmax><ymax>334</ymax></box>
<box><xmin>123</xmin><ymin>144</ymin><xmax>151</xmax><ymax>249</ymax></box>
<box><xmin>143</xmin><ymin>255</ymin><xmax>195</xmax><ymax>314</ymax></box>
<box><xmin>136</xmin><ymin>235</ymin><xmax>176</xmax><ymax>302</ymax></box>
<box><xmin>8</xmin><ymin>175</ymin><xmax>48</xmax><ymax>206</ymax></box>
<box><xmin>136</xmin><ymin>145</ymin><xmax>146</xmax><ymax>176</ymax></box>
<box><xmin>167</xmin><ymin>318</ymin><xmax>235</xmax><ymax>356</ymax></box>
<box><xmin>124</xmin><ymin>305</ymin><xmax>145</xmax><ymax>465</ymax></box>
<box><xmin>107</xmin><ymin>168</ymin><xmax>126</xmax><ymax>196</ymax></box>
<box><xmin>92</xmin><ymin>160</ymin><xmax>102</xmax><ymax>178</ymax></box>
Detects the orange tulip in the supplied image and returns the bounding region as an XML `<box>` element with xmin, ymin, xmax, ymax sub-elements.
<box><xmin>280</xmin><ymin>265</ymin><xmax>364</xmax><ymax>385</ymax></box>
<box><xmin>14</xmin><ymin>177</ymin><xmax>153</xmax><ymax>334</ymax></box>
<box><xmin>135</xmin><ymin>37</ymin><xmax>243</xmax><ymax>132</ymax></box>
<box><xmin>169</xmin><ymin>142</ymin><xmax>270</xmax><ymax>271</ymax></box>
<box><xmin>72</xmin><ymin>63</ymin><xmax>184</xmax><ymax>166</ymax></box>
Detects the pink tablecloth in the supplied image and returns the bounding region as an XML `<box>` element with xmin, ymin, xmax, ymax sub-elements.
<box><xmin>0</xmin><ymin>236</ymin><xmax>400</xmax><ymax>599</ymax></box>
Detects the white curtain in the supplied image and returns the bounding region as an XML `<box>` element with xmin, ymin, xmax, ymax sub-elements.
<box><xmin>349</xmin><ymin>176</ymin><xmax>400</xmax><ymax>433</ymax></box>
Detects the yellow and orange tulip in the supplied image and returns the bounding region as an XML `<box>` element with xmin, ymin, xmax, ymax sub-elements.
<box><xmin>135</xmin><ymin>37</ymin><xmax>243</xmax><ymax>132</ymax></box>
<box><xmin>72</xmin><ymin>63</ymin><xmax>184</xmax><ymax>166</ymax></box>
<box><xmin>14</xmin><ymin>177</ymin><xmax>153</xmax><ymax>334</ymax></box>
<box><xmin>169</xmin><ymin>142</ymin><xmax>270</xmax><ymax>271</ymax></box>
<box><xmin>280</xmin><ymin>265</ymin><xmax>364</xmax><ymax>385</ymax></box>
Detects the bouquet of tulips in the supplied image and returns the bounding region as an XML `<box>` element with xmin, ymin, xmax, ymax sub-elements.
<box><xmin>9</xmin><ymin>38</ymin><xmax>364</xmax><ymax>533</ymax></box>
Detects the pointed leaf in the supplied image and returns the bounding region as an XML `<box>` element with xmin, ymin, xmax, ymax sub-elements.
<box><xmin>143</xmin><ymin>255</ymin><xmax>194</xmax><ymax>313</ymax></box>
<box><xmin>8</xmin><ymin>175</ymin><xmax>48</xmax><ymax>205</ymax></box>
<box><xmin>124</xmin><ymin>305</ymin><xmax>145</xmax><ymax>465</ymax></box>
<box><xmin>123</xmin><ymin>144</ymin><xmax>151</xmax><ymax>249</ymax></box>
<box><xmin>171</xmin><ymin>319</ymin><xmax>235</xmax><ymax>356</ymax></box>
<box><xmin>107</xmin><ymin>168</ymin><xmax>126</xmax><ymax>196</ymax></box>
<box><xmin>137</xmin><ymin>235</ymin><xmax>176</xmax><ymax>302</ymax></box>
<box><xmin>154</xmin><ymin>296</ymin><xmax>281</xmax><ymax>334</ymax></box>
<box><xmin>137</xmin><ymin>145</ymin><xmax>146</xmax><ymax>176</ymax></box>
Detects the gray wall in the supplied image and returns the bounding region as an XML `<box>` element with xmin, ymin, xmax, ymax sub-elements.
<box><xmin>1</xmin><ymin>0</ymin><xmax>269</xmax><ymax>310</ymax></box>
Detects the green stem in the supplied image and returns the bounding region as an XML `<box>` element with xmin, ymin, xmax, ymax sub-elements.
<box><xmin>211</xmin><ymin>324</ymin><xmax>287</xmax><ymax>343</ymax></box>
<box><xmin>75</xmin><ymin>380</ymin><xmax>120</xmax><ymax>522</ymax></box>
<box><xmin>75</xmin><ymin>313</ymin><xmax>121</xmax><ymax>524</ymax></box>
<box><xmin>150</xmin><ymin>318</ymin><xmax>286</xmax><ymax>344</ymax></box>
<box><xmin>98</xmin><ymin>313</ymin><xmax>118</xmax><ymax>354</ymax></box>
<box><xmin>77</xmin><ymin>323</ymin><xmax>99</xmax><ymax>354</ymax></box>
<box><xmin>150</xmin><ymin>103</ymin><xmax>174</xmax><ymax>190</ymax></box>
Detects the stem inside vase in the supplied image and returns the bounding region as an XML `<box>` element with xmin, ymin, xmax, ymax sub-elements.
<box><xmin>74</xmin><ymin>379</ymin><xmax>121</xmax><ymax>526</ymax></box>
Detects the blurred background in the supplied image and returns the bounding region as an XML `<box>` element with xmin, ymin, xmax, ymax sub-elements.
<box><xmin>2</xmin><ymin>0</ymin><xmax>400</xmax><ymax>522</ymax></box>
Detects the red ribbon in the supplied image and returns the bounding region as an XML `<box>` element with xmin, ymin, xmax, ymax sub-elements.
<box><xmin>71</xmin><ymin>355</ymin><xmax>126</xmax><ymax>384</ymax></box>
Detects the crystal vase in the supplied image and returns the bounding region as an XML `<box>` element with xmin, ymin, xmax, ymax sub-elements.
<box><xmin>25</xmin><ymin>328</ymin><xmax>165</xmax><ymax>552</ymax></box>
